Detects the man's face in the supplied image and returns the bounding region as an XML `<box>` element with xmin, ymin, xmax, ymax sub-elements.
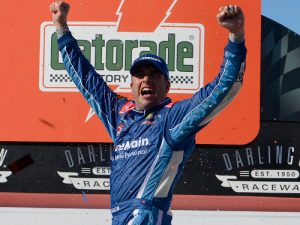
<box><xmin>131</xmin><ymin>64</ymin><xmax>170</xmax><ymax>110</ymax></box>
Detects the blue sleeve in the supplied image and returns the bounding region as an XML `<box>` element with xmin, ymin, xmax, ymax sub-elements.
<box><xmin>165</xmin><ymin>40</ymin><xmax>247</xmax><ymax>148</ymax></box>
<box><xmin>57</xmin><ymin>32</ymin><xmax>127</xmax><ymax>142</ymax></box>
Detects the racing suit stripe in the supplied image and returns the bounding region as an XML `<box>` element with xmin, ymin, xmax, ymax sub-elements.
<box><xmin>126</xmin><ymin>208</ymin><xmax>163</xmax><ymax>225</ymax></box>
<box><xmin>198</xmin><ymin>80</ymin><xmax>242</xmax><ymax>126</ymax></box>
<box><xmin>62</xmin><ymin>47</ymin><xmax>116</xmax><ymax>135</ymax></box>
<box><xmin>137</xmin><ymin>140</ymin><xmax>194</xmax><ymax>203</ymax></box>
<box><xmin>169</xmin><ymin>57</ymin><xmax>234</xmax><ymax>131</ymax></box>
<box><xmin>58</xmin><ymin>32</ymin><xmax>127</xmax><ymax>141</ymax></box>
<box><xmin>153</xmin><ymin>150</ymin><xmax>184</xmax><ymax>198</ymax></box>
<box><xmin>167</xmin><ymin>41</ymin><xmax>246</xmax><ymax>147</ymax></box>
<box><xmin>136</xmin><ymin>139</ymin><xmax>168</xmax><ymax>199</ymax></box>
<box><xmin>156</xmin><ymin>210</ymin><xmax>163</xmax><ymax>225</ymax></box>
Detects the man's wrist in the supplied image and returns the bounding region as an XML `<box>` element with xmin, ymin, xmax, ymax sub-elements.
<box><xmin>56</xmin><ymin>26</ymin><xmax>70</xmax><ymax>39</ymax></box>
<box><xmin>229</xmin><ymin>32</ymin><xmax>245</xmax><ymax>43</ymax></box>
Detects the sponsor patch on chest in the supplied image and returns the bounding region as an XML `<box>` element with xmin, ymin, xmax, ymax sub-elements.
<box><xmin>115</xmin><ymin>138</ymin><xmax>150</xmax><ymax>151</ymax></box>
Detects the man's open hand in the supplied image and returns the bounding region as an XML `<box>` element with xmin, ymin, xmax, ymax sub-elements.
<box><xmin>217</xmin><ymin>5</ymin><xmax>245</xmax><ymax>35</ymax></box>
<box><xmin>50</xmin><ymin>1</ymin><xmax>70</xmax><ymax>29</ymax></box>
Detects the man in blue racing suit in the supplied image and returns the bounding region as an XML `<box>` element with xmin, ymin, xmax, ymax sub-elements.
<box><xmin>50</xmin><ymin>2</ymin><xmax>246</xmax><ymax>224</ymax></box>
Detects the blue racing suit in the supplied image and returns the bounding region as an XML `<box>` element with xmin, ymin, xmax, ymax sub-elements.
<box><xmin>58</xmin><ymin>32</ymin><xmax>246</xmax><ymax>225</ymax></box>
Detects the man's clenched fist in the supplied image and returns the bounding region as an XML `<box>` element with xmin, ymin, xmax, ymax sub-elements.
<box><xmin>50</xmin><ymin>1</ymin><xmax>70</xmax><ymax>29</ymax></box>
<box><xmin>217</xmin><ymin>5</ymin><xmax>245</xmax><ymax>36</ymax></box>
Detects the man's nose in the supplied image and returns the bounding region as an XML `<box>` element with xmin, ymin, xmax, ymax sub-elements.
<box><xmin>141</xmin><ymin>74</ymin><xmax>152</xmax><ymax>82</ymax></box>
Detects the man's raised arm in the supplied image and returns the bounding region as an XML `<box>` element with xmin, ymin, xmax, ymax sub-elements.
<box><xmin>50</xmin><ymin>1</ymin><xmax>127</xmax><ymax>141</ymax></box>
<box><xmin>165</xmin><ymin>5</ymin><xmax>247</xmax><ymax>148</ymax></box>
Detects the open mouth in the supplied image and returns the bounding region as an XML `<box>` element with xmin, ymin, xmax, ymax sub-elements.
<box><xmin>141</xmin><ymin>87</ymin><xmax>155</xmax><ymax>97</ymax></box>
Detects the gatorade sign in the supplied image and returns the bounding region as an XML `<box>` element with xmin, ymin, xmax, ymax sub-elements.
<box><xmin>0</xmin><ymin>0</ymin><xmax>261</xmax><ymax>144</ymax></box>
<box><xmin>40</xmin><ymin>22</ymin><xmax>204</xmax><ymax>93</ymax></box>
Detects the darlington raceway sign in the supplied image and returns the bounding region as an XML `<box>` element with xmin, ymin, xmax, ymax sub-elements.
<box><xmin>0</xmin><ymin>0</ymin><xmax>260</xmax><ymax>143</ymax></box>
<box><xmin>57</xmin><ymin>167</ymin><xmax>111</xmax><ymax>190</ymax></box>
<box><xmin>1</xmin><ymin>123</ymin><xmax>300</xmax><ymax>210</ymax></box>
<box><xmin>0</xmin><ymin>148</ymin><xmax>11</xmax><ymax>183</ymax></box>
<box><xmin>217</xmin><ymin>170</ymin><xmax>300</xmax><ymax>194</ymax></box>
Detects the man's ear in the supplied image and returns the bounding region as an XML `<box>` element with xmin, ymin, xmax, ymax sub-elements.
<box><xmin>166</xmin><ymin>80</ymin><xmax>171</xmax><ymax>93</ymax></box>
